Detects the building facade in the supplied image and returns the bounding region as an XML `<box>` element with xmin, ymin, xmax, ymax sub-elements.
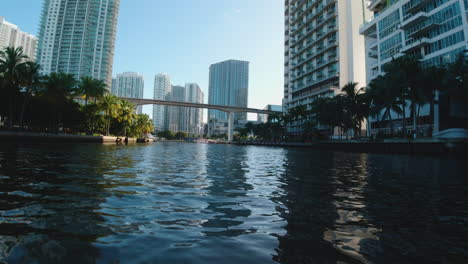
<box><xmin>185</xmin><ymin>83</ymin><xmax>204</xmax><ymax>136</ymax></box>
<box><xmin>360</xmin><ymin>0</ymin><xmax>468</xmax><ymax>135</ymax></box>
<box><xmin>111</xmin><ymin>72</ymin><xmax>144</xmax><ymax>114</ymax></box>
<box><xmin>153</xmin><ymin>73</ymin><xmax>172</xmax><ymax>131</ymax></box>
<box><xmin>208</xmin><ymin>60</ymin><xmax>249</xmax><ymax>122</ymax></box>
<box><xmin>0</xmin><ymin>16</ymin><xmax>37</xmax><ymax>60</ymax></box>
<box><xmin>37</xmin><ymin>0</ymin><xmax>120</xmax><ymax>87</ymax></box>
<box><xmin>168</xmin><ymin>85</ymin><xmax>186</xmax><ymax>133</ymax></box>
<box><xmin>283</xmin><ymin>0</ymin><xmax>370</xmax><ymax>134</ymax></box>
<box><xmin>258</xmin><ymin>104</ymin><xmax>283</xmax><ymax>123</ymax></box>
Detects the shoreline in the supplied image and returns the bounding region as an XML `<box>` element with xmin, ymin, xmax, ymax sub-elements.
<box><xmin>0</xmin><ymin>131</ymin><xmax>137</xmax><ymax>143</ymax></box>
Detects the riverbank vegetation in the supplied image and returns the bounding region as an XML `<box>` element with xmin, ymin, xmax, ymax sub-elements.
<box><xmin>236</xmin><ymin>53</ymin><xmax>467</xmax><ymax>142</ymax></box>
<box><xmin>0</xmin><ymin>47</ymin><xmax>153</xmax><ymax>137</ymax></box>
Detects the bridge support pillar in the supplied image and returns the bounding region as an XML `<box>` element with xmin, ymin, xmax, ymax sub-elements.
<box><xmin>228</xmin><ymin>111</ymin><xmax>234</xmax><ymax>142</ymax></box>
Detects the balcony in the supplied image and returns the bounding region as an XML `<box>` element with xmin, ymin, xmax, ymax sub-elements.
<box><xmin>368</xmin><ymin>49</ymin><xmax>378</xmax><ymax>59</ymax></box>
<box><xmin>406</xmin><ymin>19</ymin><xmax>440</xmax><ymax>39</ymax></box>
<box><xmin>401</xmin><ymin>37</ymin><xmax>430</xmax><ymax>53</ymax></box>
<box><xmin>406</xmin><ymin>0</ymin><xmax>433</xmax><ymax>14</ymax></box>
<box><xmin>368</xmin><ymin>0</ymin><xmax>387</xmax><ymax>12</ymax></box>
<box><xmin>360</xmin><ymin>16</ymin><xmax>377</xmax><ymax>35</ymax></box>
<box><xmin>401</xmin><ymin>12</ymin><xmax>429</xmax><ymax>29</ymax></box>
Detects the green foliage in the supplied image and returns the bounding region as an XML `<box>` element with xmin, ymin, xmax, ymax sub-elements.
<box><xmin>0</xmin><ymin>47</ymin><xmax>154</xmax><ymax>137</ymax></box>
<box><xmin>157</xmin><ymin>130</ymin><xmax>175</xmax><ymax>140</ymax></box>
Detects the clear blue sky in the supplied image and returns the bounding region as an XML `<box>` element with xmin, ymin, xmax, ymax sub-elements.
<box><xmin>2</xmin><ymin>0</ymin><xmax>284</xmax><ymax>120</ymax></box>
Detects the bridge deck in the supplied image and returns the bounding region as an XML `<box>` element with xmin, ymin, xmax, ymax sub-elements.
<box><xmin>120</xmin><ymin>97</ymin><xmax>281</xmax><ymax>114</ymax></box>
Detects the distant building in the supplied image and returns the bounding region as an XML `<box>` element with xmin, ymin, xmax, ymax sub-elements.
<box><xmin>0</xmin><ymin>16</ymin><xmax>37</xmax><ymax>60</ymax></box>
<box><xmin>184</xmin><ymin>83</ymin><xmax>204</xmax><ymax>136</ymax></box>
<box><xmin>360</xmin><ymin>0</ymin><xmax>468</xmax><ymax>136</ymax></box>
<box><xmin>168</xmin><ymin>85</ymin><xmax>186</xmax><ymax>133</ymax></box>
<box><xmin>207</xmin><ymin>119</ymin><xmax>229</xmax><ymax>136</ymax></box>
<box><xmin>283</xmin><ymin>0</ymin><xmax>369</xmax><ymax>134</ymax></box>
<box><xmin>208</xmin><ymin>60</ymin><xmax>249</xmax><ymax>121</ymax></box>
<box><xmin>258</xmin><ymin>104</ymin><xmax>282</xmax><ymax>123</ymax></box>
<box><xmin>37</xmin><ymin>0</ymin><xmax>120</xmax><ymax>87</ymax></box>
<box><xmin>153</xmin><ymin>73</ymin><xmax>171</xmax><ymax>131</ymax></box>
<box><xmin>111</xmin><ymin>72</ymin><xmax>144</xmax><ymax>114</ymax></box>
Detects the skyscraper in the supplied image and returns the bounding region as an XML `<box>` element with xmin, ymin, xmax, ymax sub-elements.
<box><xmin>168</xmin><ymin>85</ymin><xmax>186</xmax><ymax>133</ymax></box>
<box><xmin>283</xmin><ymin>0</ymin><xmax>369</xmax><ymax>134</ymax></box>
<box><xmin>0</xmin><ymin>16</ymin><xmax>37</xmax><ymax>60</ymax></box>
<box><xmin>185</xmin><ymin>83</ymin><xmax>204</xmax><ymax>135</ymax></box>
<box><xmin>208</xmin><ymin>60</ymin><xmax>249</xmax><ymax>121</ymax></box>
<box><xmin>153</xmin><ymin>73</ymin><xmax>171</xmax><ymax>131</ymax></box>
<box><xmin>111</xmin><ymin>72</ymin><xmax>144</xmax><ymax>114</ymax></box>
<box><xmin>37</xmin><ymin>0</ymin><xmax>120</xmax><ymax>87</ymax></box>
<box><xmin>360</xmin><ymin>0</ymin><xmax>468</xmax><ymax>135</ymax></box>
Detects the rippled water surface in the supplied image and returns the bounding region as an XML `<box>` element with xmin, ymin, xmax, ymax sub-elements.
<box><xmin>0</xmin><ymin>142</ymin><xmax>467</xmax><ymax>263</ymax></box>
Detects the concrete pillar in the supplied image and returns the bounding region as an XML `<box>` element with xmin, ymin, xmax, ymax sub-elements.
<box><xmin>228</xmin><ymin>111</ymin><xmax>234</xmax><ymax>142</ymax></box>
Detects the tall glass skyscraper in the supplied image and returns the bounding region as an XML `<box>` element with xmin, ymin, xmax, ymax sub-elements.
<box><xmin>153</xmin><ymin>73</ymin><xmax>171</xmax><ymax>131</ymax></box>
<box><xmin>111</xmin><ymin>72</ymin><xmax>144</xmax><ymax>114</ymax></box>
<box><xmin>37</xmin><ymin>0</ymin><xmax>120</xmax><ymax>87</ymax></box>
<box><xmin>208</xmin><ymin>60</ymin><xmax>249</xmax><ymax>121</ymax></box>
<box><xmin>185</xmin><ymin>83</ymin><xmax>204</xmax><ymax>135</ymax></box>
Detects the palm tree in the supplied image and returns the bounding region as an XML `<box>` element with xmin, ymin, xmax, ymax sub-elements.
<box><xmin>118</xmin><ymin>99</ymin><xmax>136</xmax><ymax>136</ymax></box>
<box><xmin>368</xmin><ymin>76</ymin><xmax>402</xmax><ymax>135</ymax></box>
<box><xmin>18</xmin><ymin>61</ymin><xmax>41</xmax><ymax>127</ymax></box>
<box><xmin>384</xmin><ymin>55</ymin><xmax>425</xmax><ymax>137</ymax></box>
<box><xmin>98</xmin><ymin>94</ymin><xmax>120</xmax><ymax>136</ymax></box>
<box><xmin>76</xmin><ymin>76</ymin><xmax>108</xmax><ymax>105</ymax></box>
<box><xmin>133</xmin><ymin>114</ymin><xmax>154</xmax><ymax>138</ymax></box>
<box><xmin>0</xmin><ymin>47</ymin><xmax>29</xmax><ymax>127</ymax></box>
<box><xmin>40</xmin><ymin>72</ymin><xmax>77</xmax><ymax>131</ymax></box>
<box><xmin>339</xmin><ymin>82</ymin><xmax>369</xmax><ymax>137</ymax></box>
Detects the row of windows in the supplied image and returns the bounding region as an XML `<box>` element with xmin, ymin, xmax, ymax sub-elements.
<box><xmin>378</xmin><ymin>10</ymin><xmax>400</xmax><ymax>39</ymax></box>
<box><xmin>380</xmin><ymin>33</ymin><xmax>402</xmax><ymax>60</ymax></box>
<box><xmin>421</xmin><ymin>47</ymin><xmax>466</xmax><ymax>68</ymax></box>
<box><xmin>424</xmin><ymin>30</ymin><xmax>465</xmax><ymax>55</ymax></box>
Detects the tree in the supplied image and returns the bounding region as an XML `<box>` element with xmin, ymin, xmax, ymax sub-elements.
<box><xmin>175</xmin><ymin>131</ymin><xmax>188</xmax><ymax>140</ymax></box>
<box><xmin>117</xmin><ymin>99</ymin><xmax>136</xmax><ymax>137</ymax></box>
<box><xmin>40</xmin><ymin>72</ymin><xmax>77</xmax><ymax>131</ymax></box>
<box><xmin>0</xmin><ymin>47</ymin><xmax>29</xmax><ymax>127</ymax></box>
<box><xmin>18</xmin><ymin>61</ymin><xmax>41</xmax><ymax>127</ymax></box>
<box><xmin>77</xmin><ymin>76</ymin><xmax>108</xmax><ymax>105</ymax></box>
<box><xmin>368</xmin><ymin>76</ymin><xmax>402</xmax><ymax>135</ymax></box>
<box><xmin>132</xmin><ymin>114</ymin><xmax>154</xmax><ymax>138</ymax></box>
<box><xmin>98</xmin><ymin>94</ymin><xmax>120</xmax><ymax>136</ymax></box>
<box><xmin>339</xmin><ymin>82</ymin><xmax>370</xmax><ymax>137</ymax></box>
<box><xmin>157</xmin><ymin>130</ymin><xmax>175</xmax><ymax>140</ymax></box>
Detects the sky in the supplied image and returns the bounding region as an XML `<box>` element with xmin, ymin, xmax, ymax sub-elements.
<box><xmin>2</xmin><ymin>0</ymin><xmax>284</xmax><ymax>120</ymax></box>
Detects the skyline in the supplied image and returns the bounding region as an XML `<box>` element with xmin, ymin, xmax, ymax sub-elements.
<box><xmin>1</xmin><ymin>0</ymin><xmax>284</xmax><ymax>120</ymax></box>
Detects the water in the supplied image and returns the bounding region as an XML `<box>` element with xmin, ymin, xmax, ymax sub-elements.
<box><xmin>0</xmin><ymin>142</ymin><xmax>467</xmax><ymax>263</ymax></box>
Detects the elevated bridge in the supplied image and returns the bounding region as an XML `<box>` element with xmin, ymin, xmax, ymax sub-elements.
<box><xmin>119</xmin><ymin>97</ymin><xmax>282</xmax><ymax>141</ymax></box>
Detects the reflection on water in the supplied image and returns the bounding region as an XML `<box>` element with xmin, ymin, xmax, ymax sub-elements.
<box><xmin>0</xmin><ymin>143</ymin><xmax>467</xmax><ymax>263</ymax></box>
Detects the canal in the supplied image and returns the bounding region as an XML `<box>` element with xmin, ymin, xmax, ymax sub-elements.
<box><xmin>0</xmin><ymin>142</ymin><xmax>467</xmax><ymax>263</ymax></box>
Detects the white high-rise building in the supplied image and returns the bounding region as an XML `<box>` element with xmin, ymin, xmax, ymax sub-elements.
<box><xmin>185</xmin><ymin>83</ymin><xmax>204</xmax><ymax>136</ymax></box>
<box><xmin>360</xmin><ymin>0</ymin><xmax>468</xmax><ymax>136</ymax></box>
<box><xmin>283</xmin><ymin>0</ymin><xmax>370</xmax><ymax>134</ymax></box>
<box><xmin>111</xmin><ymin>72</ymin><xmax>144</xmax><ymax>114</ymax></box>
<box><xmin>168</xmin><ymin>85</ymin><xmax>186</xmax><ymax>133</ymax></box>
<box><xmin>37</xmin><ymin>0</ymin><xmax>120</xmax><ymax>87</ymax></box>
<box><xmin>0</xmin><ymin>16</ymin><xmax>37</xmax><ymax>60</ymax></box>
<box><xmin>153</xmin><ymin>73</ymin><xmax>171</xmax><ymax>131</ymax></box>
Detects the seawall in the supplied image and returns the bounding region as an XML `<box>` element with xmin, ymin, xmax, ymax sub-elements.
<box><xmin>0</xmin><ymin>131</ymin><xmax>136</xmax><ymax>143</ymax></box>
